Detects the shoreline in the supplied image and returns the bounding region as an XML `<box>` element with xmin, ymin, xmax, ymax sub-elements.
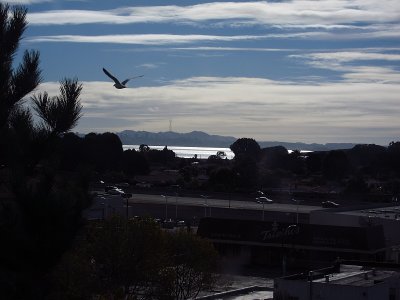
<box><xmin>123</xmin><ymin>144</ymin><xmax>235</xmax><ymax>159</ymax></box>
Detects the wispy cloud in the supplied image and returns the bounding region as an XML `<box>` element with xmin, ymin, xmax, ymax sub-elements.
<box><xmin>32</xmin><ymin>76</ymin><xmax>400</xmax><ymax>144</ymax></box>
<box><xmin>342</xmin><ymin>66</ymin><xmax>400</xmax><ymax>83</ymax></box>
<box><xmin>20</xmin><ymin>2</ymin><xmax>400</xmax><ymax>46</ymax></box>
<box><xmin>137</xmin><ymin>63</ymin><xmax>161</xmax><ymax>69</ymax></box>
<box><xmin>31</xmin><ymin>30</ymin><xmax>381</xmax><ymax>46</ymax></box>
<box><xmin>27</xmin><ymin>1</ymin><xmax>400</xmax><ymax>27</ymax></box>
<box><xmin>293</xmin><ymin>52</ymin><xmax>400</xmax><ymax>63</ymax></box>
<box><xmin>26</xmin><ymin>30</ymin><xmax>400</xmax><ymax>47</ymax></box>
<box><xmin>171</xmin><ymin>46</ymin><xmax>298</xmax><ymax>52</ymax></box>
<box><xmin>3</xmin><ymin>0</ymin><xmax>52</xmax><ymax>3</ymax></box>
<box><xmin>290</xmin><ymin>50</ymin><xmax>400</xmax><ymax>83</ymax></box>
<box><xmin>27</xmin><ymin>33</ymin><xmax>274</xmax><ymax>45</ymax></box>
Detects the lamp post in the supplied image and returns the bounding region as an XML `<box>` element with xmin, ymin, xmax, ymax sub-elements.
<box><xmin>126</xmin><ymin>196</ymin><xmax>129</xmax><ymax>220</ymax></box>
<box><xmin>161</xmin><ymin>195</ymin><xmax>168</xmax><ymax>220</ymax></box>
<box><xmin>292</xmin><ymin>198</ymin><xmax>300</xmax><ymax>224</ymax></box>
<box><xmin>262</xmin><ymin>202</ymin><xmax>265</xmax><ymax>221</ymax></box>
<box><xmin>175</xmin><ymin>192</ymin><xmax>178</xmax><ymax>220</ymax></box>
<box><xmin>309</xmin><ymin>271</ymin><xmax>314</xmax><ymax>300</ymax></box>
<box><xmin>256</xmin><ymin>191</ymin><xmax>266</xmax><ymax>221</ymax></box>
<box><xmin>172</xmin><ymin>185</ymin><xmax>180</xmax><ymax>220</ymax></box>
<box><xmin>201</xmin><ymin>195</ymin><xmax>209</xmax><ymax>217</ymax></box>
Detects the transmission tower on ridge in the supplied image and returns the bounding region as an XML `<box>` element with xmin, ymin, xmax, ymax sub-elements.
<box><xmin>169</xmin><ymin>119</ymin><xmax>172</xmax><ymax>132</ymax></box>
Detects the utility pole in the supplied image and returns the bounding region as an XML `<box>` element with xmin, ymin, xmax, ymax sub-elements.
<box><xmin>201</xmin><ymin>195</ymin><xmax>209</xmax><ymax>217</ymax></box>
<box><xmin>161</xmin><ymin>195</ymin><xmax>168</xmax><ymax>220</ymax></box>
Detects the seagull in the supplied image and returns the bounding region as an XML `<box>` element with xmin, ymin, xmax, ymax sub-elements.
<box><xmin>102</xmin><ymin>67</ymin><xmax>143</xmax><ymax>89</ymax></box>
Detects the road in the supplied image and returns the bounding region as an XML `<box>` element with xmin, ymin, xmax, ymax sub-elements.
<box><xmin>89</xmin><ymin>188</ymin><xmax>323</xmax><ymax>223</ymax></box>
<box><xmin>129</xmin><ymin>193</ymin><xmax>320</xmax><ymax>213</ymax></box>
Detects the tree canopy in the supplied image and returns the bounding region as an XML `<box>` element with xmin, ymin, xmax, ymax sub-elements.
<box><xmin>0</xmin><ymin>4</ymin><xmax>89</xmax><ymax>298</ymax></box>
<box><xmin>48</xmin><ymin>216</ymin><xmax>219</xmax><ymax>300</ymax></box>
<box><xmin>230</xmin><ymin>137</ymin><xmax>261</xmax><ymax>160</ymax></box>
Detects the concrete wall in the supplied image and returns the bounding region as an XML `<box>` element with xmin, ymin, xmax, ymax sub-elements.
<box><xmin>274</xmin><ymin>272</ymin><xmax>400</xmax><ymax>300</ymax></box>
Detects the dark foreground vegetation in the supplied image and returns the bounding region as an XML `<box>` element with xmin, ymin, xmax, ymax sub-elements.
<box><xmin>0</xmin><ymin>4</ymin><xmax>218</xmax><ymax>299</ymax></box>
<box><xmin>1</xmin><ymin>3</ymin><xmax>400</xmax><ymax>299</ymax></box>
<box><xmin>76</xmin><ymin>134</ymin><xmax>400</xmax><ymax>204</ymax></box>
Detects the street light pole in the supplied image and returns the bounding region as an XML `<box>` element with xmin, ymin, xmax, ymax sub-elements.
<box><xmin>201</xmin><ymin>195</ymin><xmax>209</xmax><ymax>217</ymax></box>
<box><xmin>293</xmin><ymin>198</ymin><xmax>299</xmax><ymax>224</ymax></box>
<box><xmin>175</xmin><ymin>192</ymin><xmax>178</xmax><ymax>220</ymax></box>
<box><xmin>161</xmin><ymin>195</ymin><xmax>168</xmax><ymax>220</ymax></box>
<box><xmin>171</xmin><ymin>185</ymin><xmax>180</xmax><ymax>220</ymax></box>
<box><xmin>263</xmin><ymin>202</ymin><xmax>265</xmax><ymax>221</ymax></box>
<box><xmin>126</xmin><ymin>196</ymin><xmax>129</xmax><ymax>220</ymax></box>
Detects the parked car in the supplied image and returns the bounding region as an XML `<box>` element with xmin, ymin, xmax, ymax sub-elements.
<box><xmin>107</xmin><ymin>187</ymin><xmax>125</xmax><ymax>195</ymax></box>
<box><xmin>255</xmin><ymin>196</ymin><xmax>274</xmax><ymax>204</ymax></box>
<box><xmin>162</xmin><ymin>219</ymin><xmax>175</xmax><ymax>229</ymax></box>
<box><xmin>321</xmin><ymin>201</ymin><xmax>340</xmax><ymax>208</ymax></box>
<box><xmin>176</xmin><ymin>220</ymin><xmax>186</xmax><ymax>227</ymax></box>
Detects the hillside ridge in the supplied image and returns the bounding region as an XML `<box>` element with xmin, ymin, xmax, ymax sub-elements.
<box><xmin>115</xmin><ymin>130</ymin><xmax>357</xmax><ymax>151</ymax></box>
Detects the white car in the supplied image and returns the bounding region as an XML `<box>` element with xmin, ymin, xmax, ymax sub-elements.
<box><xmin>107</xmin><ymin>187</ymin><xmax>125</xmax><ymax>195</ymax></box>
<box><xmin>255</xmin><ymin>197</ymin><xmax>274</xmax><ymax>204</ymax></box>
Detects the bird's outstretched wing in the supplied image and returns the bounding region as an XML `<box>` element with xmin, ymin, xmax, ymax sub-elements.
<box><xmin>103</xmin><ymin>68</ymin><xmax>121</xmax><ymax>85</ymax></box>
<box><xmin>122</xmin><ymin>75</ymin><xmax>144</xmax><ymax>85</ymax></box>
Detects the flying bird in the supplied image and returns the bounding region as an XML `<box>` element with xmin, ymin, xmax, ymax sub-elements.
<box><xmin>102</xmin><ymin>67</ymin><xmax>143</xmax><ymax>89</ymax></box>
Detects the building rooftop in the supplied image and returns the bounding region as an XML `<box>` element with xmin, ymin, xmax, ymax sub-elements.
<box><xmin>318</xmin><ymin>267</ymin><xmax>395</xmax><ymax>287</ymax></box>
<box><xmin>283</xmin><ymin>264</ymin><xmax>397</xmax><ymax>288</ymax></box>
<box><xmin>341</xmin><ymin>205</ymin><xmax>400</xmax><ymax>214</ymax></box>
<box><xmin>338</xmin><ymin>205</ymin><xmax>400</xmax><ymax>219</ymax></box>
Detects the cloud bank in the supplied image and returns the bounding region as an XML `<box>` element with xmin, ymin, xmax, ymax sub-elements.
<box><xmin>32</xmin><ymin>76</ymin><xmax>400</xmax><ymax>145</ymax></box>
<box><xmin>18</xmin><ymin>1</ymin><xmax>400</xmax><ymax>144</ymax></box>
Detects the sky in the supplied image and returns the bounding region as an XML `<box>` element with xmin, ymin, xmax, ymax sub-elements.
<box><xmin>4</xmin><ymin>0</ymin><xmax>400</xmax><ymax>145</ymax></box>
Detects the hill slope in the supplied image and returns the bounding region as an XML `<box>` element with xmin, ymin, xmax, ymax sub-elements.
<box><xmin>116</xmin><ymin>130</ymin><xmax>356</xmax><ymax>151</ymax></box>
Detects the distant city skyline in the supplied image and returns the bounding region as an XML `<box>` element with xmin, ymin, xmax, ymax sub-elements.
<box><xmin>6</xmin><ymin>0</ymin><xmax>400</xmax><ymax>145</ymax></box>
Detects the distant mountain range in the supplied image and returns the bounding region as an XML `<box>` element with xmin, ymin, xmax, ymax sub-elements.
<box><xmin>116</xmin><ymin>130</ymin><xmax>357</xmax><ymax>151</ymax></box>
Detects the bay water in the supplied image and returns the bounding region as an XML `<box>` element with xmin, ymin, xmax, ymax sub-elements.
<box><xmin>123</xmin><ymin>145</ymin><xmax>235</xmax><ymax>160</ymax></box>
